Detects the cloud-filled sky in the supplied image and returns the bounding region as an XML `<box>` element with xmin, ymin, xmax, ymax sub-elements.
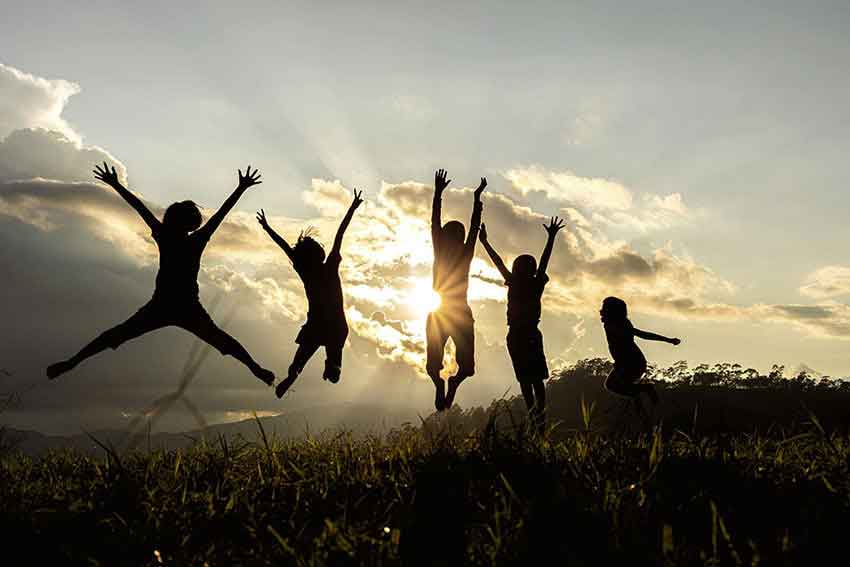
<box><xmin>2</xmin><ymin>1</ymin><xmax>850</xmax><ymax>433</ymax></box>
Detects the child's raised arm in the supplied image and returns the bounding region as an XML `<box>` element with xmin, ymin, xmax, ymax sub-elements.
<box><xmin>479</xmin><ymin>223</ymin><xmax>512</xmax><ymax>282</ymax></box>
<box><xmin>93</xmin><ymin>161</ymin><xmax>161</xmax><ymax>232</ymax></box>
<box><xmin>537</xmin><ymin>216</ymin><xmax>565</xmax><ymax>278</ymax></box>
<box><xmin>330</xmin><ymin>189</ymin><xmax>364</xmax><ymax>260</ymax></box>
<box><xmin>196</xmin><ymin>166</ymin><xmax>262</xmax><ymax>241</ymax></box>
<box><xmin>634</xmin><ymin>328</ymin><xmax>681</xmax><ymax>345</ymax></box>
<box><xmin>465</xmin><ymin>177</ymin><xmax>487</xmax><ymax>251</ymax></box>
<box><xmin>256</xmin><ymin>209</ymin><xmax>296</xmax><ymax>261</ymax></box>
<box><xmin>432</xmin><ymin>169</ymin><xmax>450</xmax><ymax>248</ymax></box>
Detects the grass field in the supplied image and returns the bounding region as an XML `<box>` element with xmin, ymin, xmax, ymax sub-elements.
<box><xmin>2</xmin><ymin>402</ymin><xmax>849</xmax><ymax>566</ymax></box>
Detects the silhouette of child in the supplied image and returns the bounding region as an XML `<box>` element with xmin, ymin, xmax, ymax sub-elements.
<box><xmin>46</xmin><ymin>163</ymin><xmax>275</xmax><ymax>385</ymax></box>
<box><xmin>479</xmin><ymin>216</ymin><xmax>565</xmax><ymax>433</ymax></box>
<box><xmin>600</xmin><ymin>296</ymin><xmax>681</xmax><ymax>404</ymax></box>
<box><xmin>257</xmin><ymin>189</ymin><xmax>363</xmax><ymax>398</ymax></box>
<box><xmin>427</xmin><ymin>168</ymin><xmax>486</xmax><ymax>411</ymax></box>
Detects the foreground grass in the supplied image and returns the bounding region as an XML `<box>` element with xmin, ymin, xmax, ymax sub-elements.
<box><xmin>2</xmin><ymin>414</ymin><xmax>849</xmax><ymax>566</ymax></box>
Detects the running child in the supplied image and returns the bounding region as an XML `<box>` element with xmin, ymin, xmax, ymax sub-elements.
<box><xmin>600</xmin><ymin>296</ymin><xmax>681</xmax><ymax>405</ymax></box>
<box><xmin>47</xmin><ymin>162</ymin><xmax>275</xmax><ymax>385</ymax></box>
<box><xmin>479</xmin><ymin>216</ymin><xmax>565</xmax><ymax>433</ymax></box>
<box><xmin>257</xmin><ymin>188</ymin><xmax>363</xmax><ymax>398</ymax></box>
<box><xmin>428</xmin><ymin>168</ymin><xmax>486</xmax><ymax>411</ymax></box>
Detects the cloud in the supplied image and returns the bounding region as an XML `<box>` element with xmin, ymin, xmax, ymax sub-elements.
<box><xmin>5</xmin><ymin>62</ymin><xmax>850</xmax><ymax>434</ymax></box>
<box><xmin>504</xmin><ymin>165</ymin><xmax>633</xmax><ymax>210</ymax></box>
<box><xmin>503</xmin><ymin>165</ymin><xmax>692</xmax><ymax>232</ymax></box>
<box><xmin>800</xmin><ymin>266</ymin><xmax>850</xmax><ymax>299</ymax></box>
<box><xmin>0</xmin><ymin>128</ymin><xmax>126</xmax><ymax>185</ymax></box>
<box><xmin>0</xmin><ymin>63</ymin><xmax>81</xmax><ymax>142</ymax></box>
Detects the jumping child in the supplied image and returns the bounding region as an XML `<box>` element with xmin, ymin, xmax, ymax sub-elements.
<box><xmin>257</xmin><ymin>188</ymin><xmax>363</xmax><ymax>398</ymax></box>
<box><xmin>428</xmin><ymin>168</ymin><xmax>486</xmax><ymax>411</ymax></box>
<box><xmin>600</xmin><ymin>296</ymin><xmax>681</xmax><ymax>405</ymax></box>
<box><xmin>46</xmin><ymin>162</ymin><xmax>275</xmax><ymax>385</ymax></box>
<box><xmin>479</xmin><ymin>216</ymin><xmax>565</xmax><ymax>433</ymax></box>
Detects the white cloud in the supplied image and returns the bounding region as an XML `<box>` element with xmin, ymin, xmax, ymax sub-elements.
<box><xmin>504</xmin><ymin>165</ymin><xmax>633</xmax><ymax>210</ymax></box>
<box><xmin>800</xmin><ymin>266</ymin><xmax>850</xmax><ymax>299</ymax></box>
<box><xmin>0</xmin><ymin>63</ymin><xmax>81</xmax><ymax>142</ymax></box>
<box><xmin>503</xmin><ymin>165</ymin><xmax>692</xmax><ymax>233</ymax></box>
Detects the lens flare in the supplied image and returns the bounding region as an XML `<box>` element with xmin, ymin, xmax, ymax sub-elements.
<box><xmin>408</xmin><ymin>278</ymin><xmax>441</xmax><ymax>319</ymax></box>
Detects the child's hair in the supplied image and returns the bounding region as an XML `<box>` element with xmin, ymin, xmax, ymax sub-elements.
<box><xmin>601</xmin><ymin>296</ymin><xmax>628</xmax><ymax>321</ymax></box>
<box><xmin>292</xmin><ymin>227</ymin><xmax>325</xmax><ymax>266</ymax></box>
<box><xmin>163</xmin><ymin>200</ymin><xmax>203</xmax><ymax>232</ymax></box>
<box><xmin>441</xmin><ymin>220</ymin><xmax>466</xmax><ymax>249</ymax></box>
<box><xmin>512</xmin><ymin>254</ymin><xmax>537</xmax><ymax>278</ymax></box>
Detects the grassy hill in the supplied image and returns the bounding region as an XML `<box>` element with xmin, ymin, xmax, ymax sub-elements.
<box><xmin>2</xmin><ymin>359</ymin><xmax>850</xmax><ymax>565</ymax></box>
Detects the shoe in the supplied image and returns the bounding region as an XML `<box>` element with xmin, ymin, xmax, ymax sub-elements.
<box><xmin>323</xmin><ymin>363</ymin><xmax>341</xmax><ymax>384</ymax></box>
<box><xmin>255</xmin><ymin>367</ymin><xmax>275</xmax><ymax>386</ymax></box>
<box><xmin>275</xmin><ymin>376</ymin><xmax>296</xmax><ymax>399</ymax></box>
<box><xmin>46</xmin><ymin>360</ymin><xmax>73</xmax><ymax>380</ymax></box>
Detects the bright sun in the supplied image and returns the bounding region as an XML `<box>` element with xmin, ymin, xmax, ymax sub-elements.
<box><xmin>408</xmin><ymin>278</ymin><xmax>441</xmax><ymax>319</ymax></box>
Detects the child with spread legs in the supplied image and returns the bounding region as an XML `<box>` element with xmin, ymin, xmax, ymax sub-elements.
<box><xmin>47</xmin><ymin>163</ymin><xmax>275</xmax><ymax>385</ymax></box>
<box><xmin>257</xmin><ymin>189</ymin><xmax>363</xmax><ymax>398</ymax></box>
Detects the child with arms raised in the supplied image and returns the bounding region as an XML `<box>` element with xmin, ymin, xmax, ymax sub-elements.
<box><xmin>428</xmin><ymin>168</ymin><xmax>486</xmax><ymax>411</ymax></box>
<box><xmin>479</xmin><ymin>216</ymin><xmax>565</xmax><ymax>432</ymax></box>
<box><xmin>47</xmin><ymin>163</ymin><xmax>275</xmax><ymax>385</ymax></box>
<box><xmin>257</xmin><ymin>189</ymin><xmax>363</xmax><ymax>398</ymax></box>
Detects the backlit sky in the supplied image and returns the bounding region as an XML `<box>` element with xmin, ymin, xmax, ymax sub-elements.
<box><xmin>3</xmin><ymin>1</ymin><xmax>850</xmax><ymax>433</ymax></box>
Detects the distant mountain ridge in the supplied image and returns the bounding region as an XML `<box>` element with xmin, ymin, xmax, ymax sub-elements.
<box><xmin>4</xmin><ymin>401</ymin><xmax>422</xmax><ymax>456</ymax></box>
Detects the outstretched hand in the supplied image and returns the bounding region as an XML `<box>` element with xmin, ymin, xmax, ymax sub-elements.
<box><xmin>256</xmin><ymin>208</ymin><xmax>270</xmax><ymax>230</ymax></box>
<box><xmin>543</xmin><ymin>216</ymin><xmax>566</xmax><ymax>237</ymax></box>
<box><xmin>93</xmin><ymin>161</ymin><xmax>121</xmax><ymax>187</ymax></box>
<box><xmin>350</xmin><ymin>188</ymin><xmax>365</xmax><ymax>210</ymax></box>
<box><xmin>238</xmin><ymin>166</ymin><xmax>262</xmax><ymax>190</ymax></box>
<box><xmin>475</xmin><ymin>177</ymin><xmax>487</xmax><ymax>198</ymax></box>
<box><xmin>479</xmin><ymin>223</ymin><xmax>488</xmax><ymax>242</ymax></box>
<box><xmin>435</xmin><ymin>168</ymin><xmax>451</xmax><ymax>194</ymax></box>
<box><xmin>670</xmin><ymin>338</ymin><xmax>682</xmax><ymax>346</ymax></box>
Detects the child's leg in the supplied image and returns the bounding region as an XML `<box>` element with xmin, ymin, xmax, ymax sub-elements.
<box><xmin>445</xmin><ymin>311</ymin><xmax>475</xmax><ymax>409</ymax></box>
<box><xmin>47</xmin><ymin>303</ymin><xmax>163</xmax><ymax>379</ymax></box>
<box><xmin>426</xmin><ymin>312</ymin><xmax>449</xmax><ymax>411</ymax></box>
<box><xmin>179</xmin><ymin>307</ymin><xmax>274</xmax><ymax>385</ymax></box>
<box><xmin>276</xmin><ymin>341</ymin><xmax>320</xmax><ymax>398</ymax></box>
<box><xmin>532</xmin><ymin>380</ymin><xmax>547</xmax><ymax>433</ymax></box>
<box><xmin>604</xmin><ymin>366</ymin><xmax>643</xmax><ymax>397</ymax></box>
<box><xmin>519</xmin><ymin>382</ymin><xmax>536</xmax><ymax>412</ymax></box>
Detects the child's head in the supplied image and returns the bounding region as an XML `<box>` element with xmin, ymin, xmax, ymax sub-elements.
<box><xmin>600</xmin><ymin>296</ymin><xmax>628</xmax><ymax>323</ymax></box>
<box><xmin>293</xmin><ymin>228</ymin><xmax>325</xmax><ymax>267</ymax></box>
<box><xmin>512</xmin><ymin>254</ymin><xmax>537</xmax><ymax>278</ymax></box>
<box><xmin>441</xmin><ymin>220</ymin><xmax>466</xmax><ymax>250</ymax></box>
<box><xmin>163</xmin><ymin>200</ymin><xmax>203</xmax><ymax>232</ymax></box>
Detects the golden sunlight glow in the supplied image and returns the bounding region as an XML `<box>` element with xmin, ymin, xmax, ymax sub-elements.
<box><xmin>408</xmin><ymin>277</ymin><xmax>441</xmax><ymax>318</ymax></box>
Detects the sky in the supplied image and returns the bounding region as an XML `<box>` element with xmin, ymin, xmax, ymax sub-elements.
<box><xmin>2</xmin><ymin>1</ymin><xmax>850</xmax><ymax>434</ymax></box>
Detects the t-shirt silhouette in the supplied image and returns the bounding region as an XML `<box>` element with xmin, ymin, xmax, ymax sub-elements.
<box><xmin>506</xmin><ymin>273</ymin><xmax>549</xmax><ymax>327</ymax></box>
<box><xmin>604</xmin><ymin>318</ymin><xmax>647</xmax><ymax>366</ymax></box>
<box><xmin>433</xmin><ymin>246</ymin><xmax>475</xmax><ymax>307</ymax></box>
<box><xmin>151</xmin><ymin>226</ymin><xmax>210</xmax><ymax>300</ymax></box>
<box><xmin>294</xmin><ymin>251</ymin><xmax>346</xmax><ymax>334</ymax></box>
